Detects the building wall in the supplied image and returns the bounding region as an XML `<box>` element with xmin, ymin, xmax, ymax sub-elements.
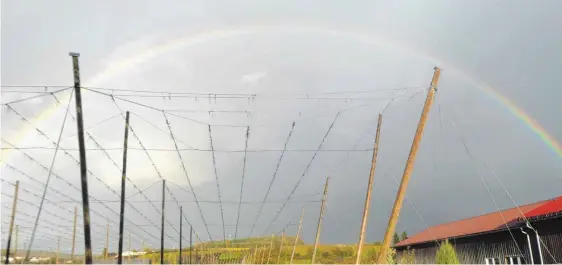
<box><xmin>396</xmin><ymin>230</ymin><xmax>529</xmax><ymax>264</ymax></box>
<box><xmin>533</xmin><ymin>218</ymin><xmax>562</xmax><ymax>264</ymax></box>
<box><xmin>393</xmin><ymin>215</ymin><xmax>562</xmax><ymax>264</ymax></box>
<box><xmin>396</xmin><ymin>218</ymin><xmax>562</xmax><ymax>264</ymax></box>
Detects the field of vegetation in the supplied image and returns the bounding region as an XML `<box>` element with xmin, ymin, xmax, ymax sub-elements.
<box><xmin>3</xmin><ymin>232</ymin><xmax>424</xmax><ymax>264</ymax></box>
<box><xmin>141</xmin><ymin>235</ymin><xmax>384</xmax><ymax>264</ymax></box>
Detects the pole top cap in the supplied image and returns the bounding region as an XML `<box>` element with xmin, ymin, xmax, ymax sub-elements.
<box><xmin>69</xmin><ymin>52</ymin><xmax>80</xmax><ymax>57</ymax></box>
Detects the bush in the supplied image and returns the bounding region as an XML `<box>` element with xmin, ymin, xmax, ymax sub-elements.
<box><xmin>362</xmin><ymin>247</ymin><xmax>379</xmax><ymax>263</ymax></box>
<box><xmin>398</xmin><ymin>247</ymin><xmax>415</xmax><ymax>264</ymax></box>
<box><xmin>435</xmin><ymin>239</ymin><xmax>459</xmax><ymax>264</ymax></box>
<box><xmin>386</xmin><ymin>248</ymin><xmax>397</xmax><ymax>264</ymax></box>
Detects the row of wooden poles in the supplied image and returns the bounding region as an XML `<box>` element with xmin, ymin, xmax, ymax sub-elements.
<box><xmin>2</xmin><ymin>206</ymin><xmax>195</xmax><ymax>264</ymax></box>
<box><xmin>2</xmin><ymin>52</ymin><xmax>441</xmax><ymax>264</ymax></box>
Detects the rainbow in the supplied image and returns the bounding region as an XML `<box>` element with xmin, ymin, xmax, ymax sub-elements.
<box><xmin>2</xmin><ymin>25</ymin><xmax>560</xmax><ymax>165</ymax></box>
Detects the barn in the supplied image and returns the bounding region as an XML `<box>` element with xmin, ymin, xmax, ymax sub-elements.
<box><xmin>394</xmin><ymin>196</ymin><xmax>562</xmax><ymax>264</ymax></box>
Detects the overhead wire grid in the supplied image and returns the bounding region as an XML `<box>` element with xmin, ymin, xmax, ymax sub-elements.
<box><xmin>1</xmin><ymin>84</ymin><xmax>441</xmax><ymax>260</ymax></box>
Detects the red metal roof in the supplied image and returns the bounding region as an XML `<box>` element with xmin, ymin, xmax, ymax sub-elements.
<box><xmin>524</xmin><ymin>196</ymin><xmax>562</xmax><ymax>219</ymax></box>
<box><xmin>395</xmin><ymin>196</ymin><xmax>562</xmax><ymax>247</ymax></box>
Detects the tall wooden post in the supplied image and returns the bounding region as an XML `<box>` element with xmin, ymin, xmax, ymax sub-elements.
<box><xmin>179</xmin><ymin>207</ymin><xmax>183</xmax><ymax>264</ymax></box>
<box><xmin>195</xmin><ymin>239</ymin><xmax>199</xmax><ymax>264</ymax></box>
<box><xmin>15</xmin><ymin>225</ymin><xmax>19</xmax><ymax>257</ymax></box>
<box><xmin>252</xmin><ymin>245</ymin><xmax>258</xmax><ymax>264</ymax></box>
<box><xmin>4</xmin><ymin>181</ymin><xmax>20</xmax><ymax>264</ymax></box>
<box><xmin>266</xmin><ymin>234</ymin><xmax>274</xmax><ymax>264</ymax></box>
<box><xmin>161</xmin><ymin>180</ymin><xmax>166</xmax><ymax>265</ymax></box>
<box><xmin>128</xmin><ymin>232</ymin><xmax>131</xmax><ymax>262</ymax></box>
<box><xmin>376</xmin><ymin>67</ymin><xmax>441</xmax><ymax>263</ymax></box>
<box><xmin>262</xmin><ymin>245</ymin><xmax>268</xmax><ymax>264</ymax></box>
<box><xmin>22</xmin><ymin>244</ymin><xmax>26</xmax><ymax>265</ymax></box>
<box><xmin>311</xmin><ymin>177</ymin><xmax>330</xmax><ymax>264</ymax></box>
<box><xmin>355</xmin><ymin>114</ymin><xmax>383</xmax><ymax>264</ymax></box>
<box><xmin>277</xmin><ymin>231</ymin><xmax>286</xmax><ymax>264</ymax></box>
<box><xmin>71</xmin><ymin>206</ymin><xmax>77</xmax><ymax>261</ymax></box>
<box><xmin>257</xmin><ymin>246</ymin><xmax>263</xmax><ymax>264</ymax></box>
<box><xmin>69</xmin><ymin>52</ymin><xmax>93</xmax><ymax>264</ymax></box>
<box><xmin>56</xmin><ymin>236</ymin><xmax>60</xmax><ymax>264</ymax></box>
<box><xmin>105</xmin><ymin>221</ymin><xmax>110</xmax><ymax>260</ymax></box>
<box><xmin>290</xmin><ymin>208</ymin><xmax>305</xmax><ymax>264</ymax></box>
<box><xmin>117</xmin><ymin>111</ymin><xmax>130</xmax><ymax>264</ymax></box>
<box><xmin>189</xmin><ymin>226</ymin><xmax>193</xmax><ymax>264</ymax></box>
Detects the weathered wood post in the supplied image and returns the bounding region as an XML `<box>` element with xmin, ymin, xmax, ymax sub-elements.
<box><xmin>56</xmin><ymin>236</ymin><xmax>60</xmax><ymax>264</ymax></box>
<box><xmin>290</xmin><ymin>208</ymin><xmax>305</xmax><ymax>264</ymax></box>
<box><xmin>161</xmin><ymin>180</ymin><xmax>166</xmax><ymax>265</ymax></box>
<box><xmin>277</xmin><ymin>231</ymin><xmax>286</xmax><ymax>264</ymax></box>
<box><xmin>311</xmin><ymin>177</ymin><xmax>330</xmax><ymax>264</ymax></box>
<box><xmin>267</xmin><ymin>234</ymin><xmax>274</xmax><ymax>264</ymax></box>
<box><xmin>15</xmin><ymin>225</ymin><xmax>19</xmax><ymax>258</ymax></box>
<box><xmin>252</xmin><ymin>245</ymin><xmax>258</xmax><ymax>264</ymax></box>
<box><xmin>105</xmin><ymin>221</ymin><xmax>110</xmax><ymax>260</ymax></box>
<box><xmin>5</xmin><ymin>181</ymin><xmax>20</xmax><ymax>264</ymax></box>
<box><xmin>71</xmin><ymin>206</ymin><xmax>77</xmax><ymax>261</ymax></box>
<box><xmin>189</xmin><ymin>226</ymin><xmax>193</xmax><ymax>264</ymax></box>
<box><xmin>194</xmin><ymin>238</ymin><xmax>199</xmax><ymax>264</ymax></box>
<box><xmin>70</xmin><ymin>52</ymin><xmax>93</xmax><ymax>264</ymax></box>
<box><xmin>118</xmin><ymin>111</ymin><xmax>130</xmax><ymax>264</ymax></box>
<box><xmin>179</xmin><ymin>206</ymin><xmax>183</xmax><ymax>264</ymax></box>
<box><xmin>128</xmin><ymin>232</ymin><xmax>132</xmax><ymax>263</ymax></box>
<box><xmin>376</xmin><ymin>67</ymin><xmax>441</xmax><ymax>263</ymax></box>
<box><xmin>356</xmin><ymin>114</ymin><xmax>383</xmax><ymax>264</ymax></box>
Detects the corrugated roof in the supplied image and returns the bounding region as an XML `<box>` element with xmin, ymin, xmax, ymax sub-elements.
<box><xmin>524</xmin><ymin>196</ymin><xmax>562</xmax><ymax>219</ymax></box>
<box><xmin>395</xmin><ymin>196</ymin><xmax>561</xmax><ymax>247</ymax></box>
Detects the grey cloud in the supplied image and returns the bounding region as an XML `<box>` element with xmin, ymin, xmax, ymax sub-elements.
<box><xmin>2</xmin><ymin>0</ymin><xmax>561</xmax><ymax>254</ymax></box>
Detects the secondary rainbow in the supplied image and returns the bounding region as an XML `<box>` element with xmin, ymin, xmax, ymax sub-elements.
<box><xmin>2</xmin><ymin>25</ymin><xmax>560</xmax><ymax>165</ymax></box>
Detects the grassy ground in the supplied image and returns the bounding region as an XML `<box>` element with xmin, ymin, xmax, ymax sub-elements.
<box><xmin>139</xmin><ymin>236</ymin><xmax>382</xmax><ymax>264</ymax></box>
<box><xmin>3</xmin><ymin>237</ymin><xmax>383</xmax><ymax>264</ymax></box>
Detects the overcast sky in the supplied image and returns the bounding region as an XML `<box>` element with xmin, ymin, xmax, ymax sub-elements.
<box><xmin>2</xmin><ymin>0</ymin><xmax>561</xmax><ymax>255</ymax></box>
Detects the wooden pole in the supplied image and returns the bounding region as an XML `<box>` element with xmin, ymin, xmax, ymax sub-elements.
<box><xmin>262</xmin><ymin>245</ymin><xmax>268</xmax><ymax>264</ymax></box>
<box><xmin>69</xmin><ymin>52</ymin><xmax>93</xmax><ymax>264</ymax></box>
<box><xmin>56</xmin><ymin>236</ymin><xmax>60</xmax><ymax>264</ymax></box>
<box><xmin>290</xmin><ymin>208</ymin><xmax>305</xmax><ymax>264</ymax></box>
<box><xmin>253</xmin><ymin>245</ymin><xmax>258</xmax><ymax>264</ymax></box>
<box><xmin>355</xmin><ymin>114</ymin><xmax>383</xmax><ymax>264</ymax></box>
<box><xmin>22</xmin><ymin>244</ymin><xmax>26</xmax><ymax>265</ymax></box>
<box><xmin>117</xmin><ymin>111</ymin><xmax>130</xmax><ymax>264</ymax></box>
<box><xmin>161</xmin><ymin>180</ymin><xmax>166</xmax><ymax>265</ymax></box>
<box><xmin>189</xmin><ymin>226</ymin><xmax>193</xmax><ymax>264</ymax></box>
<box><xmin>71</xmin><ymin>206</ymin><xmax>77</xmax><ymax>261</ymax></box>
<box><xmin>128</xmin><ymin>232</ymin><xmax>131</xmax><ymax>262</ymax></box>
<box><xmin>266</xmin><ymin>234</ymin><xmax>274</xmax><ymax>264</ymax></box>
<box><xmin>257</xmin><ymin>246</ymin><xmax>263</xmax><ymax>264</ymax></box>
<box><xmin>5</xmin><ymin>181</ymin><xmax>20</xmax><ymax>264</ymax></box>
<box><xmin>376</xmin><ymin>67</ymin><xmax>441</xmax><ymax>263</ymax></box>
<box><xmin>15</xmin><ymin>225</ymin><xmax>19</xmax><ymax>258</ymax></box>
<box><xmin>195</xmin><ymin>239</ymin><xmax>199</xmax><ymax>264</ymax></box>
<box><xmin>105</xmin><ymin>221</ymin><xmax>110</xmax><ymax>260</ymax></box>
<box><xmin>311</xmin><ymin>177</ymin><xmax>330</xmax><ymax>264</ymax></box>
<box><xmin>179</xmin><ymin>207</ymin><xmax>183</xmax><ymax>264</ymax></box>
<box><xmin>277</xmin><ymin>231</ymin><xmax>286</xmax><ymax>264</ymax></box>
